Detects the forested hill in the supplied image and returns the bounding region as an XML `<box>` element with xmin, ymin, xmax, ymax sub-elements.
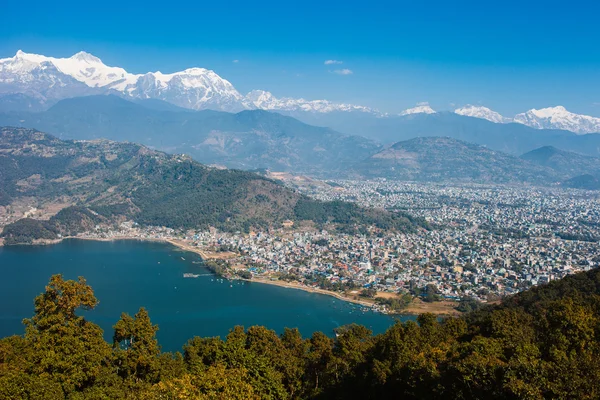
<box><xmin>0</xmin><ymin>127</ymin><xmax>425</xmax><ymax>244</ymax></box>
<box><xmin>2</xmin><ymin>266</ymin><xmax>600</xmax><ymax>398</ymax></box>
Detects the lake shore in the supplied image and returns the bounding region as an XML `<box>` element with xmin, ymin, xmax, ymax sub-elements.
<box><xmin>163</xmin><ymin>239</ymin><xmax>459</xmax><ymax>316</ymax></box>
<box><xmin>0</xmin><ymin>235</ymin><xmax>460</xmax><ymax>316</ymax></box>
<box><xmin>245</xmin><ymin>277</ymin><xmax>377</xmax><ymax>308</ymax></box>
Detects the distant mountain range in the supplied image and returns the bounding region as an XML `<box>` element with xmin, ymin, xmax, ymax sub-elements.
<box><xmin>457</xmin><ymin>105</ymin><xmax>600</xmax><ymax>135</ymax></box>
<box><xmin>3</xmin><ymin>94</ymin><xmax>600</xmax><ymax>186</ymax></box>
<box><xmin>0</xmin><ymin>95</ymin><xmax>379</xmax><ymax>175</ymax></box>
<box><xmin>0</xmin><ymin>50</ymin><xmax>377</xmax><ymax>115</ymax></box>
<box><xmin>1</xmin><ymin>50</ymin><xmax>599</xmax><ymax>135</ymax></box>
<box><xmin>296</xmin><ymin>111</ymin><xmax>600</xmax><ymax>158</ymax></box>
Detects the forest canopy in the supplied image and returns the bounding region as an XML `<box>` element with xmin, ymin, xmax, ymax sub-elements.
<box><xmin>2</xmin><ymin>268</ymin><xmax>600</xmax><ymax>399</ymax></box>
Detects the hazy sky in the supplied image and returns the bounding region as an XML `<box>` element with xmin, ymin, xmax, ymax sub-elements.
<box><xmin>2</xmin><ymin>0</ymin><xmax>599</xmax><ymax>116</ymax></box>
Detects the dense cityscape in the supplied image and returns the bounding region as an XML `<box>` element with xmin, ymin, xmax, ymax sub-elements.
<box><xmin>48</xmin><ymin>179</ymin><xmax>600</xmax><ymax>312</ymax></box>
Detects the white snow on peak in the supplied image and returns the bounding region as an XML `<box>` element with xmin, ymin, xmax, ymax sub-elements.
<box><xmin>514</xmin><ymin>106</ymin><xmax>600</xmax><ymax>135</ymax></box>
<box><xmin>400</xmin><ymin>102</ymin><xmax>436</xmax><ymax>116</ymax></box>
<box><xmin>1</xmin><ymin>50</ymin><xmax>132</xmax><ymax>88</ymax></box>
<box><xmin>244</xmin><ymin>90</ymin><xmax>375</xmax><ymax>114</ymax></box>
<box><xmin>71</xmin><ymin>51</ymin><xmax>102</xmax><ymax>63</ymax></box>
<box><xmin>0</xmin><ymin>50</ymin><xmax>382</xmax><ymax>114</ymax></box>
<box><xmin>454</xmin><ymin>105</ymin><xmax>509</xmax><ymax>123</ymax></box>
<box><xmin>0</xmin><ymin>50</ymin><xmax>246</xmax><ymax>110</ymax></box>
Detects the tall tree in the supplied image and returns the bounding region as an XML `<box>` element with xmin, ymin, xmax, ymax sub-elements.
<box><xmin>113</xmin><ymin>307</ymin><xmax>160</xmax><ymax>383</ymax></box>
<box><xmin>22</xmin><ymin>274</ymin><xmax>111</xmax><ymax>394</ymax></box>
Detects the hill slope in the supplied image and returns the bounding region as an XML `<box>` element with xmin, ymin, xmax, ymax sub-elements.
<box><xmin>351</xmin><ymin>136</ymin><xmax>560</xmax><ymax>184</ymax></box>
<box><xmin>0</xmin><ymin>95</ymin><xmax>380</xmax><ymax>175</ymax></box>
<box><xmin>0</xmin><ymin>127</ymin><xmax>423</xmax><ymax>244</ymax></box>
<box><xmin>520</xmin><ymin>146</ymin><xmax>600</xmax><ymax>177</ymax></box>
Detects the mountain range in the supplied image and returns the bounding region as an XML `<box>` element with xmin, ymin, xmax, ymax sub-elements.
<box><xmin>3</xmin><ymin>95</ymin><xmax>600</xmax><ymax>184</ymax></box>
<box><xmin>306</xmin><ymin>111</ymin><xmax>600</xmax><ymax>158</ymax></box>
<box><xmin>0</xmin><ymin>95</ymin><xmax>379</xmax><ymax>175</ymax></box>
<box><xmin>0</xmin><ymin>127</ymin><xmax>424</xmax><ymax>244</ymax></box>
<box><xmin>0</xmin><ymin>50</ymin><xmax>376</xmax><ymax>115</ymax></box>
<box><xmin>456</xmin><ymin>105</ymin><xmax>600</xmax><ymax>135</ymax></box>
<box><xmin>1</xmin><ymin>50</ymin><xmax>599</xmax><ymax>135</ymax></box>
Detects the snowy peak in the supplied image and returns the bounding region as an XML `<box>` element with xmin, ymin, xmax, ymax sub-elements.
<box><xmin>454</xmin><ymin>105</ymin><xmax>509</xmax><ymax>123</ymax></box>
<box><xmin>244</xmin><ymin>90</ymin><xmax>279</xmax><ymax>108</ymax></box>
<box><xmin>7</xmin><ymin>50</ymin><xmax>598</xmax><ymax>134</ymax></box>
<box><xmin>2</xmin><ymin>50</ymin><xmax>378</xmax><ymax>113</ymax></box>
<box><xmin>529</xmin><ymin>105</ymin><xmax>567</xmax><ymax>118</ymax></box>
<box><xmin>514</xmin><ymin>106</ymin><xmax>600</xmax><ymax>135</ymax></box>
<box><xmin>1</xmin><ymin>49</ymin><xmax>131</xmax><ymax>88</ymax></box>
<box><xmin>0</xmin><ymin>50</ymin><xmax>378</xmax><ymax>114</ymax></box>
<box><xmin>243</xmin><ymin>90</ymin><xmax>376</xmax><ymax>114</ymax></box>
<box><xmin>400</xmin><ymin>102</ymin><xmax>436</xmax><ymax>116</ymax></box>
<box><xmin>453</xmin><ymin>104</ymin><xmax>600</xmax><ymax>134</ymax></box>
<box><xmin>71</xmin><ymin>51</ymin><xmax>102</xmax><ymax>63</ymax></box>
<box><xmin>126</xmin><ymin>68</ymin><xmax>245</xmax><ymax>111</ymax></box>
<box><xmin>0</xmin><ymin>50</ymin><xmax>246</xmax><ymax>111</ymax></box>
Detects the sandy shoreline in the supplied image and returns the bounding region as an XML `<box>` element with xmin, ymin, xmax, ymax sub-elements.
<box><xmin>245</xmin><ymin>278</ymin><xmax>377</xmax><ymax>308</ymax></box>
<box><xmin>1</xmin><ymin>235</ymin><xmax>459</xmax><ymax>316</ymax></box>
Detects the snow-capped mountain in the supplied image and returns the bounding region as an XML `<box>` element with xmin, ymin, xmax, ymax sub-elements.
<box><xmin>125</xmin><ymin>68</ymin><xmax>246</xmax><ymax>112</ymax></box>
<box><xmin>0</xmin><ymin>50</ymin><xmax>247</xmax><ymax>111</ymax></box>
<box><xmin>514</xmin><ymin>106</ymin><xmax>600</xmax><ymax>135</ymax></box>
<box><xmin>3</xmin><ymin>51</ymin><xmax>600</xmax><ymax>135</ymax></box>
<box><xmin>0</xmin><ymin>50</ymin><xmax>375</xmax><ymax>114</ymax></box>
<box><xmin>454</xmin><ymin>105</ymin><xmax>510</xmax><ymax>123</ymax></box>
<box><xmin>244</xmin><ymin>90</ymin><xmax>375</xmax><ymax>114</ymax></box>
<box><xmin>400</xmin><ymin>102</ymin><xmax>436</xmax><ymax>116</ymax></box>
<box><xmin>452</xmin><ymin>104</ymin><xmax>600</xmax><ymax>135</ymax></box>
<box><xmin>0</xmin><ymin>51</ymin><xmax>97</xmax><ymax>103</ymax></box>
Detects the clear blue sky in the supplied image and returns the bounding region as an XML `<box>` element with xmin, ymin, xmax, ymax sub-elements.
<box><xmin>2</xmin><ymin>0</ymin><xmax>599</xmax><ymax>116</ymax></box>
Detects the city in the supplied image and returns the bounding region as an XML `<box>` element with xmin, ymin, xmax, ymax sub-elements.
<box><xmin>56</xmin><ymin>179</ymin><xmax>600</xmax><ymax>313</ymax></box>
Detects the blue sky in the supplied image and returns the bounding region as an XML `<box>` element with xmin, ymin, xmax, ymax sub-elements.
<box><xmin>1</xmin><ymin>0</ymin><xmax>599</xmax><ymax>116</ymax></box>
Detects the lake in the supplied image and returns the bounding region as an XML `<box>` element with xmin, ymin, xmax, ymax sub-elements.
<box><xmin>0</xmin><ymin>239</ymin><xmax>409</xmax><ymax>352</ymax></box>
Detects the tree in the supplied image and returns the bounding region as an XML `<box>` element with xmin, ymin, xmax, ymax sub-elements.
<box><xmin>143</xmin><ymin>365</ymin><xmax>258</xmax><ymax>400</ymax></box>
<box><xmin>304</xmin><ymin>331</ymin><xmax>334</xmax><ymax>397</ymax></box>
<box><xmin>113</xmin><ymin>307</ymin><xmax>161</xmax><ymax>383</ymax></box>
<box><xmin>22</xmin><ymin>274</ymin><xmax>111</xmax><ymax>394</ymax></box>
<box><xmin>360</xmin><ymin>288</ymin><xmax>377</xmax><ymax>298</ymax></box>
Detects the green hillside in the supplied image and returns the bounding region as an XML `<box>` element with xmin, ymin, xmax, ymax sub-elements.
<box><xmin>0</xmin><ymin>127</ymin><xmax>424</xmax><ymax>244</ymax></box>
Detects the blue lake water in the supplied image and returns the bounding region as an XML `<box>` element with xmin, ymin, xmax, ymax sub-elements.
<box><xmin>0</xmin><ymin>239</ymin><xmax>408</xmax><ymax>352</ymax></box>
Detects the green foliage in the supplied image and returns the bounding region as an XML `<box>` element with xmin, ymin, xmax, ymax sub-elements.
<box><xmin>294</xmin><ymin>198</ymin><xmax>428</xmax><ymax>233</ymax></box>
<box><xmin>113</xmin><ymin>307</ymin><xmax>161</xmax><ymax>383</ymax></box>
<box><xmin>375</xmin><ymin>293</ymin><xmax>413</xmax><ymax>312</ymax></box>
<box><xmin>4</xmin><ymin>270</ymin><xmax>600</xmax><ymax>398</ymax></box>
<box><xmin>1</xmin><ymin>206</ymin><xmax>104</xmax><ymax>244</ymax></box>
<box><xmin>456</xmin><ymin>297</ymin><xmax>483</xmax><ymax>313</ymax></box>
<box><xmin>360</xmin><ymin>288</ymin><xmax>377</xmax><ymax>298</ymax></box>
<box><xmin>1</xmin><ymin>218</ymin><xmax>58</xmax><ymax>245</ymax></box>
<box><xmin>22</xmin><ymin>275</ymin><xmax>112</xmax><ymax>394</ymax></box>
